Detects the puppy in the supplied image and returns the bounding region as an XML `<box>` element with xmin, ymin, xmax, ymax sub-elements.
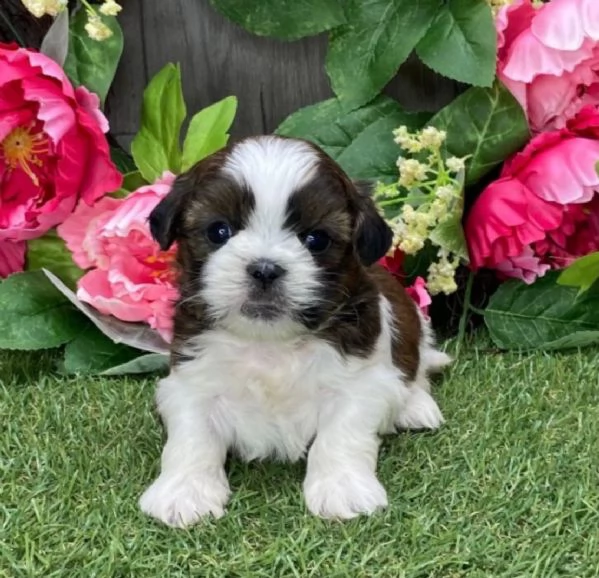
<box><xmin>139</xmin><ymin>135</ymin><xmax>450</xmax><ymax>527</ymax></box>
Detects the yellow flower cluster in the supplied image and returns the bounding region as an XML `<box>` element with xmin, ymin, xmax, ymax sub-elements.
<box><xmin>21</xmin><ymin>0</ymin><xmax>67</xmax><ymax>18</ymax></box>
<box><xmin>375</xmin><ymin>125</ymin><xmax>468</xmax><ymax>296</ymax></box>
<box><xmin>21</xmin><ymin>0</ymin><xmax>122</xmax><ymax>41</ymax></box>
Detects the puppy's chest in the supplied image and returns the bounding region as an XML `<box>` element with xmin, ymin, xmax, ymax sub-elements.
<box><xmin>218</xmin><ymin>341</ymin><xmax>323</xmax><ymax>411</ymax></box>
<box><xmin>199</xmin><ymin>339</ymin><xmax>340</xmax><ymax>461</ymax></box>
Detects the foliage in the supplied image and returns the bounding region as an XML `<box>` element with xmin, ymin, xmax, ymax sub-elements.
<box><xmin>484</xmin><ymin>272</ymin><xmax>599</xmax><ymax>350</ymax></box>
<box><xmin>212</xmin><ymin>0</ymin><xmax>497</xmax><ymax>109</ymax></box>
<box><xmin>63</xmin><ymin>8</ymin><xmax>123</xmax><ymax>105</ymax></box>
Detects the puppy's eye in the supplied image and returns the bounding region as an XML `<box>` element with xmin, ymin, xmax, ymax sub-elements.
<box><xmin>303</xmin><ymin>230</ymin><xmax>331</xmax><ymax>254</ymax></box>
<box><xmin>206</xmin><ymin>221</ymin><xmax>233</xmax><ymax>245</ymax></box>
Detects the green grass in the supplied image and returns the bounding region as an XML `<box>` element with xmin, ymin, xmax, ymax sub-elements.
<box><xmin>2</xmin><ymin>343</ymin><xmax>599</xmax><ymax>577</ymax></box>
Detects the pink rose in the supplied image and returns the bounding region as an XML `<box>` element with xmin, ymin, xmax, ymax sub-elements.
<box><xmin>0</xmin><ymin>240</ymin><xmax>25</xmax><ymax>278</ymax></box>
<box><xmin>497</xmin><ymin>0</ymin><xmax>599</xmax><ymax>133</ymax></box>
<box><xmin>0</xmin><ymin>42</ymin><xmax>122</xmax><ymax>242</ymax></box>
<box><xmin>466</xmin><ymin>106</ymin><xmax>599</xmax><ymax>283</ymax></box>
<box><xmin>58</xmin><ymin>173</ymin><xmax>179</xmax><ymax>342</ymax></box>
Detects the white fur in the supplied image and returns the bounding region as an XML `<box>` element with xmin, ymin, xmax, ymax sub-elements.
<box><xmin>140</xmin><ymin>297</ymin><xmax>448</xmax><ymax>526</ymax></box>
<box><xmin>139</xmin><ymin>137</ymin><xmax>449</xmax><ymax>527</ymax></box>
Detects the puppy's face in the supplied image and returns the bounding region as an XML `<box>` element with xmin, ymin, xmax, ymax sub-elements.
<box><xmin>150</xmin><ymin>136</ymin><xmax>392</xmax><ymax>339</ymax></box>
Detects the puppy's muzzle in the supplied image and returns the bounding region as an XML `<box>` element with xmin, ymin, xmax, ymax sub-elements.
<box><xmin>246</xmin><ymin>259</ymin><xmax>287</xmax><ymax>291</ymax></box>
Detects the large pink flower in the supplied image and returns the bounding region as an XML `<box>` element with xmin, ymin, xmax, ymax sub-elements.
<box><xmin>497</xmin><ymin>0</ymin><xmax>599</xmax><ymax>133</ymax></box>
<box><xmin>58</xmin><ymin>173</ymin><xmax>179</xmax><ymax>342</ymax></box>
<box><xmin>466</xmin><ymin>106</ymin><xmax>599</xmax><ymax>283</ymax></box>
<box><xmin>0</xmin><ymin>43</ymin><xmax>122</xmax><ymax>242</ymax></box>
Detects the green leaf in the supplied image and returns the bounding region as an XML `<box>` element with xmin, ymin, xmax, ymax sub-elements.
<box><xmin>131</xmin><ymin>64</ymin><xmax>187</xmax><ymax>182</ymax></box>
<box><xmin>484</xmin><ymin>271</ymin><xmax>599</xmax><ymax>351</ymax></box>
<box><xmin>430</xmin><ymin>81</ymin><xmax>530</xmax><ymax>185</ymax></box>
<box><xmin>26</xmin><ymin>230</ymin><xmax>84</xmax><ymax>289</ymax></box>
<box><xmin>326</xmin><ymin>0</ymin><xmax>442</xmax><ymax>110</ymax></box>
<box><xmin>0</xmin><ymin>271</ymin><xmax>83</xmax><ymax>350</ymax></box>
<box><xmin>101</xmin><ymin>353</ymin><xmax>169</xmax><ymax>376</ymax></box>
<box><xmin>276</xmin><ymin>96</ymin><xmax>430</xmax><ymax>182</ymax></box>
<box><xmin>110</xmin><ymin>145</ymin><xmax>137</xmax><ymax>174</ymax></box>
<box><xmin>210</xmin><ymin>0</ymin><xmax>345</xmax><ymax>40</ymax></box>
<box><xmin>62</xmin><ymin>323</ymin><xmax>143</xmax><ymax>375</ymax></box>
<box><xmin>415</xmin><ymin>0</ymin><xmax>495</xmax><ymax>87</ymax></box>
<box><xmin>181</xmin><ymin>96</ymin><xmax>238</xmax><ymax>171</ymax></box>
<box><xmin>557</xmin><ymin>252</ymin><xmax>599</xmax><ymax>295</ymax></box>
<box><xmin>40</xmin><ymin>9</ymin><xmax>69</xmax><ymax>67</ymax></box>
<box><xmin>63</xmin><ymin>9</ymin><xmax>123</xmax><ymax>105</ymax></box>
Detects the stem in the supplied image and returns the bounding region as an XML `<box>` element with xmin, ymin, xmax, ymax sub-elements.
<box><xmin>0</xmin><ymin>7</ymin><xmax>26</xmax><ymax>46</ymax></box>
<box><xmin>456</xmin><ymin>271</ymin><xmax>475</xmax><ymax>357</ymax></box>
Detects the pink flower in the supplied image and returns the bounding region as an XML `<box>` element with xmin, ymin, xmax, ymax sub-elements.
<box><xmin>0</xmin><ymin>42</ymin><xmax>122</xmax><ymax>242</ymax></box>
<box><xmin>0</xmin><ymin>240</ymin><xmax>25</xmax><ymax>278</ymax></box>
<box><xmin>466</xmin><ymin>106</ymin><xmax>599</xmax><ymax>283</ymax></box>
<box><xmin>497</xmin><ymin>0</ymin><xmax>599</xmax><ymax>133</ymax></box>
<box><xmin>405</xmin><ymin>277</ymin><xmax>432</xmax><ymax>317</ymax></box>
<box><xmin>58</xmin><ymin>173</ymin><xmax>179</xmax><ymax>342</ymax></box>
<box><xmin>379</xmin><ymin>248</ymin><xmax>432</xmax><ymax>316</ymax></box>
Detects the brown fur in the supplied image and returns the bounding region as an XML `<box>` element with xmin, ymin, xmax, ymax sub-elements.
<box><xmin>149</xmin><ymin>136</ymin><xmax>421</xmax><ymax>376</ymax></box>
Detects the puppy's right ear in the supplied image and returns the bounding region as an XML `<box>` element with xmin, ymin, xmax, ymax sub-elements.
<box><xmin>149</xmin><ymin>174</ymin><xmax>192</xmax><ymax>250</ymax></box>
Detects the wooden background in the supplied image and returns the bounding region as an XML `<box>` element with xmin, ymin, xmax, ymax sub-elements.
<box><xmin>104</xmin><ymin>0</ymin><xmax>462</xmax><ymax>150</ymax></box>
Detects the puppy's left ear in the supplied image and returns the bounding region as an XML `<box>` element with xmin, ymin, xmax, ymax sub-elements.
<box><xmin>149</xmin><ymin>173</ymin><xmax>193</xmax><ymax>250</ymax></box>
<box><xmin>352</xmin><ymin>180</ymin><xmax>393</xmax><ymax>266</ymax></box>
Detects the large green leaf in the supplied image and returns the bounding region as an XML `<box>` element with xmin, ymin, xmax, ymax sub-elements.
<box><xmin>63</xmin><ymin>9</ymin><xmax>123</xmax><ymax>105</ymax></box>
<box><xmin>484</xmin><ymin>272</ymin><xmax>599</xmax><ymax>351</ymax></box>
<box><xmin>101</xmin><ymin>353</ymin><xmax>169</xmax><ymax>376</ymax></box>
<box><xmin>326</xmin><ymin>0</ymin><xmax>442</xmax><ymax>110</ymax></box>
<box><xmin>131</xmin><ymin>64</ymin><xmax>187</xmax><ymax>182</ymax></box>
<box><xmin>0</xmin><ymin>271</ymin><xmax>84</xmax><ymax>350</ymax></box>
<box><xmin>26</xmin><ymin>230</ymin><xmax>84</xmax><ymax>290</ymax></box>
<box><xmin>429</xmin><ymin>81</ymin><xmax>530</xmax><ymax>185</ymax></box>
<box><xmin>558</xmin><ymin>252</ymin><xmax>599</xmax><ymax>295</ymax></box>
<box><xmin>181</xmin><ymin>96</ymin><xmax>238</xmax><ymax>171</ymax></box>
<box><xmin>276</xmin><ymin>96</ymin><xmax>430</xmax><ymax>182</ymax></box>
<box><xmin>62</xmin><ymin>323</ymin><xmax>143</xmax><ymax>375</ymax></box>
<box><xmin>415</xmin><ymin>0</ymin><xmax>495</xmax><ymax>87</ymax></box>
<box><xmin>210</xmin><ymin>0</ymin><xmax>345</xmax><ymax>40</ymax></box>
<box><xmin>40</xmin><ymin>8</ymin><xmax>69</xmax><ymax>67</ymax></box>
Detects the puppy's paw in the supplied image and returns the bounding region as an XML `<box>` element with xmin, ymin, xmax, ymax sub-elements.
<box><xmin>304</xmin><ymin>470</ymin><xmax>388</xmax><ymax>519</ymax></box>
<box><xmin>396</xmin><ymin>387</ymin><xmax>444</xmax><ymax>431</ymax></box>
<box><xmin>139</xmin><ymin>470</ymin><xmax>230</xmax><ymax>528</ymax></box>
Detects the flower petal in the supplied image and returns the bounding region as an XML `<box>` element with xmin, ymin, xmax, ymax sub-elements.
<box><xmin>531</xmin><ymin>0</ymin><xmax>586</xmax><ymax>51</ymax></box>
<box><xmin>0</xmin><ymin>240</ymin><xmax>26</xmax><ymax>277</ymax></box>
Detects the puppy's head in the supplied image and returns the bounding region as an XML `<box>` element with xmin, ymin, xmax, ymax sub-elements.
<box><xmin>150</xmin><ymin>135</ymin><xmax>392</xmax><ymax>339</ymax></box>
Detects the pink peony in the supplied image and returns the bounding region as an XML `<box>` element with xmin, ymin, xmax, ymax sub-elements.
<box><xmin>0</xmin><ymin>240</ymin><xmax>25</xmax><ymax>278</ymax></box>
<box><xmin>497</xmin><ymin>0</ymin><xmax>599</xmax><ymax>133</ymax></box>
<box><xmin>58</xmin><ymin>173</ymin><xmax>179</xmax><ymax>342</ymax></box>
<box><xmin>466</xmin><ymin>105</ymin><xmax>599</xmax><ymax>283</ymax></box>
<box><xmin>0</xmin><ymin>42</ymin><xmax>122</xmax><ymax>242</ymax></box>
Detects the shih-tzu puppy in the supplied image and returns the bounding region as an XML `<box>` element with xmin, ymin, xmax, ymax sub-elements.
<box><xmin>139</xmin><ymin>135</ymin><xmax>450</xmax><ymax>527</ymax></box>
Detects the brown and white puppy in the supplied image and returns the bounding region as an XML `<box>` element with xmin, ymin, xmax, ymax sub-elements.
<box><xmin>140</xmin><ymin>135</ymin><xmax>450</xmax><ymax>527</ymax></box>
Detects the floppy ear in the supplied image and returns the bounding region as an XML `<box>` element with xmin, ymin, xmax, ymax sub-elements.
<box><xmin>149</xmin><ymin>173</ymin><xmax>193</xmax><ymax>250</ymax></box>
<box><xmin>352</xmin><ymin>180</ymin><xmax>393</xmax><ymax>266</ymax></box>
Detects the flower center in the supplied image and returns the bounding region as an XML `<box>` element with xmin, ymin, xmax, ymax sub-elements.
<box><xmin>145</xmin><ymin>251</ymin><xmax>177</xmax><ymax>283</ymax></box>
<box><xmin>1</xmin><ymin>125</ymin><xmax>49</xmax><ymax>186</ymax></box>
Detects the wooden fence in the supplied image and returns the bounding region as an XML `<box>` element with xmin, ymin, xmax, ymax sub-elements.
<box><xmin>106</xmin><ymin>0</ymin><xmax>462</xmax><ymax>150</ymax></box>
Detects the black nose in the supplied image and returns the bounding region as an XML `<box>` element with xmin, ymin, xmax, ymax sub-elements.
<box><xmin>246</xmin><ymin>259</ymin><xmax>286</xmax><ymax>288</ymax></box>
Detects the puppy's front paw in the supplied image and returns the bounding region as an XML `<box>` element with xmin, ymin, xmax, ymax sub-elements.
<box><xmin>396</xmin><ymin>388</ymin><xmax>444</xmax><ymax>431</ymax></box>
<box><xmin>139</xmin><ymin>470</ymin><xmax>230</xmax><ymax>528</ymax></box>
<box><xmin>304</xmin><ymin>470</ymin><xmax>388</xmax><ymax>519</ymax></box>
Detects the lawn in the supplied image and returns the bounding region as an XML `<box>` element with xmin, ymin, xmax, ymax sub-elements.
<box><xmin>1</xmin><ymin>341</ymin><xmax>599</xmax><ymax>578</ymax></box>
